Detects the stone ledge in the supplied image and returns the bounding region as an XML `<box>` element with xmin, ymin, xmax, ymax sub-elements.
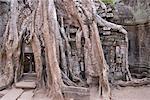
<box><xmin>15</xmin><ymin>81</ymin><xmax>36</xmax><ymax>89</ymax></box>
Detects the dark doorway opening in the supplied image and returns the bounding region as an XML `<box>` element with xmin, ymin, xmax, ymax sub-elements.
<box><xmin>23</xmin><ymin>53</ymin><xmax>35</xmax><ymax>73</ymax></box>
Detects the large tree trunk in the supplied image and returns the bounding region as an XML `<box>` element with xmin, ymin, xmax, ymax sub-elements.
<box><xmin>0</xmin><ymin>0</ymin><xmax>131</xmax><ymax>99</ymax></box>
<box><xmin>0</xmin><ymin>0</ymin><xmax>19</xmax><ymax>90</ymax></box>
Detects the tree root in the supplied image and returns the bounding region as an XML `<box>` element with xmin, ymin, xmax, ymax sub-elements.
<box><xmin>116</xmin><ymin>78</ymin><xmax>150</xmax><ymax>87</ymax></box>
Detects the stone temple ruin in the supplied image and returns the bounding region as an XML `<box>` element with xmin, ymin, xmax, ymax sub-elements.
<box><xmin>0</xmin><ymin>2</ymin><xmax>141</xmax><ymax>87</ymax></box>
<box><xmin>97</xmin><ymin>0</ymin><xmax>150</xmax><ymax>81</ymax></box>
<box><xmin>0</xmin><ymin>0</ymin><xmax>150</xmax><ymax>99</ymax></box>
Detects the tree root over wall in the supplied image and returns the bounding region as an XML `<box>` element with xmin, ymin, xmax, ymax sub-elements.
<box><xmin>0</xmin><ymin>0</ymin><xmax>132</xmax><ymax>100</ymax></box>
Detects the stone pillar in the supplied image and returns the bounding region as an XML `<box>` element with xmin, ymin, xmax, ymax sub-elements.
<box><xmin>137</xmin><ymin>24</ymin><xmax>146</xmax><ymax>66</ymax></box>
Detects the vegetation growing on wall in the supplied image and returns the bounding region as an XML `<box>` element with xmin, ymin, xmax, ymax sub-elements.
<box><xmin>101</xmin><ymin>0</ymin><xmax>115</xmax><ymax>4</ymax></box>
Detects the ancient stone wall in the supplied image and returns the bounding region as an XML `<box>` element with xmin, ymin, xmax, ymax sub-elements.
<box><xmin>114</xmin><ymin>0</ymin><xmax>150</xmax><ymax>79</ymax></box>
<box><xmin>97</xmin><ymin>5</ymin><xmax>130</xmax><ymax>82</ymax></box>
<box><xmin>100</xmin><ymin>30</ymin><xmax>128</xmax><ymax>81</ymax></box>
<box><xmin>122</xmin><ymin>0</ymin><xmax>150</xmax><ymax>23</ymax></box>
<box><xmin>125</xmin><ymin>22</ymin><xmax>150</xmax><ymax>78</ymax></box>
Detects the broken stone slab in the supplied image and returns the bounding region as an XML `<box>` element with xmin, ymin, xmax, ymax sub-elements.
<box><xmin>1</xmin><ymin>88</ymin><xmax>24</xmax><ymax>100</ymax></box>
<box><xmin>62</xmin><ymin>86</ymin><xmax>90</xmax><ymax>100</ymax></box>
<box><xmin>15</xmin><ymin>81</ymin><xmax>36</xmax><ymax>89</ymax></box>
<box><xmin>62</xmin><ymin>86</ymin><xmax>90</xmax><ymax>94</ymax></box>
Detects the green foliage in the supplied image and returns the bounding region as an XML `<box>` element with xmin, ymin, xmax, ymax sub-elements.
<box><xmin>101</xmin><ymin>0</ymin><xmax>115</xmax><ymax>4</ymax></box>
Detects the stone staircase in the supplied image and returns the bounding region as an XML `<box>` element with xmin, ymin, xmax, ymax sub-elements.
<box><xmin>15</xmin><ymin>73</ymin><xmax>37</xmax><ymax>89</ymax></box>
<box><xmin>13</xmin><ymin>73</ymin><xmax>91</xmax><ymax>100</ymax></box>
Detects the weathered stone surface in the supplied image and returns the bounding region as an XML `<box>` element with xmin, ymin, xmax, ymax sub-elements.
<box><xmin>100</xmin><ymin>31</ymin><xmax>128</xmax><ymax>81</ymax></box>
<box><xmin>123</xmin><ymin>0</ymin><xmax>150</xmax><ymax>23</ymax></box>
<box><xmin>15</xmin><ymin>81</ymin><xmax>36</xmax><ymax>89</ymax></box>
<box><xmin>0</xmin><ymin>89</ymin><xmax>10</xmax><ymax>99</ymax></box>
<box><xmin>62</xmin><ymin>86</ymin><xmax>90</xmax><ymax>100</ymax></box>
<box><xmin>114</xmin><ymin>0</ymin><xmax>150</xmax><ymax>79</ymax></box>
<box><xmin>18</xmin><ymin>90</ymin><xmax>34</xmax><ymax>100</ymax></box>
<box><xmin>1</xmin><ymin>88</ymin><xmax>24</xmax><ymax>100</ymax></box>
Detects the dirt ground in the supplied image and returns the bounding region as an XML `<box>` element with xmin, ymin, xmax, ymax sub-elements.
<box><xmin>1</xmin><ymin>86</ymin><xmax>150</xmax><ymax>100</ymax></box>
<box><xmin>112</xmin><ymin>86</ymin><xmax>150</xmax><ymax>100</ymax></box>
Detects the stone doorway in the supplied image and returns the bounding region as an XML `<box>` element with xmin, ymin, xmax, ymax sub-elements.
<box><xmin>23</xmin><ymin>53</ymin><xmax>35</xmax><ymax>73</ymax></box>
<box><xmin>15</xmin><ymin>53</ymin><xmax>36</xmax><ymax>89</ymax></box>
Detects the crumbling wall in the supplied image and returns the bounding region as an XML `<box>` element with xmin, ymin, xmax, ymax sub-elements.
<box><xmin>114</xmin><ymin>0</ymin><xmax>150</xmax><ymax>79</ymax></box>
<box><xmin>100</xmin><ymin>31</ymin><xmax>128</xmax><ymax>81</ymax></box>
<box><xmin>97</xmin><ymin>4</ymin><xmax>130</xmax><ymax>82</ymax></box>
